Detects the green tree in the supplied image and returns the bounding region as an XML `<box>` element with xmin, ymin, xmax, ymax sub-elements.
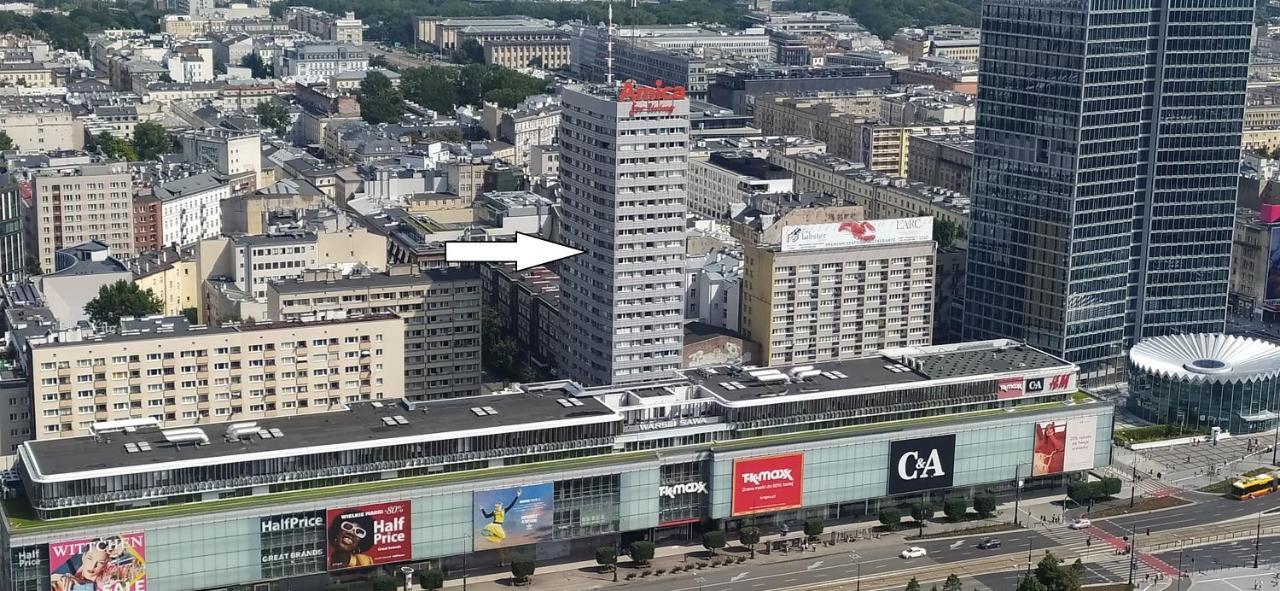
<box><xmin>96</xmin><ymin>131</ymin><xmax>137</xmax><ymax>161</ymax></box>
<box><xmin>906</xmin><ymin>577</ymin><xmax>922</xmax><ymax>591</ymax></box>
<box><xmin>0</xmin><ymin>130</ymin><xmax>13</xmax><ymax>151</ymax></box>
<box><xmin>256</xmin><ymin>100</ymin><xmax>290</xmax><ymax>136</ymax></box>
<box><xmin>1069</xmin><ymin>559</ymin><xmax>1086</xmax><ymax>583</ymax></box>
<box><xmin>1017</xmin><ymin>575</ymin><xmax>1047</xmax><ymax>591</ymax></box>
<box><xmin>428</xmin><ymin>128</ymin><xmax>464</xmax><ymax>142</ymax></box>
<box><xmin>595</xmin><ymin>545</ymin><xmax>617</xmax><ymax>572</ymax></box>
<box><xmin>369</xmin><ymin>54</ymin><xmax>395</xmax><ymax>70</ymax></box>
<box><xmin>1101</xmin><ymin>476</ymin><xmax>1122</xmax><ymax>496</ymax></box>
<box><xmin>510</xmin><ymin>560</ymin><xmax>535</xmax><ymax>584</ymax></box>
<box><xmin>357</xmin><ymin>71</ymin><xmax>406</xmax><ymax>124</ymax></box>
<box><xmin>943</xmin><ymin>574</ymin><xmax>963</xmax><ymax>591</ymax></box>
<box><xmin>240</xmin><ymin>53</ymin><xmax>271</xmax><ymax>78</ymax></box>
<box><xmin>528</xmin><ymin>55</ymin><xmax>543</xmax><ymax>68</ymax></box>
<box><xmin>910</xmin><ymin>501</ymin><xmax>935</xmax><ymax>534</ymax></box>
<box><xmin>803</xmin><ymin>518</ymin><xmax>824</xmax><ymax>539</ymax></box>
<box><xmin>944</xmin><ymin>497</ymin><xmax>967</xmax><ymax>522</ymax></box>
<box><xmin>131</xmin><ymin>121</ymin><xmax>171</xmax><ymax>161</ymax></box>
<box><xmin>417</xmin><ymin>569</ymin><xmax>445</xmax><ymax>590</ymax></box>
<box><xmin>453</xmin><ymin>38</ymin><xmax>484</xmax><ymax>64</ymax></box>
<box><xmin>1033</xmin><ymin>551</ymin><xmax>1081</xmax><ymax>591</ymax></box>
<box><xmin>738</xmin><ymin>526</ymin><xmax>760</xmax><ymax>558</ymax></box>
<box><xmin>702</xmin><ymin>530</ymin><xmax>726</xmax><ymax>554</ymax></box>
<box><xmin>181</xmin><ymin>307</ymin><xmax>198</xmax><ymax>324</ymax></box>
<box><xmin>85</xmin><ymin>280</ymin><xmax>163</xmax><ymax>326</ymax></box>
<box><xmin>369</xmin><ymin>576</ymin><xmax>398</xmax><ymax>591</ymax></box>
<box><xmin>400</xmin><ymin>66</ymin><xmax>459</xmax><ymax>114</ymax></box>
<box><xmin>629</xmin><ymin>541</ymin><xmax>655</xmax><ymax>566</ymax></box>
<box><xmin>878</xmin><ymin>507</ymin><xmax>902</xmax><ymax>530</ymax></box>
<box><xmin>23</xmin><ymin>255</ymin><xmax>41</xmax><ymax>276</ymax></box>
<box><xmin>973</xmin><ymin>493</ymin><xmax>997</xmax><ymax>518</ymax></box>
<box><xmin>934</xmin><ymin>217</ymin><xmax>959</xmax><ymax>249</ymax></box>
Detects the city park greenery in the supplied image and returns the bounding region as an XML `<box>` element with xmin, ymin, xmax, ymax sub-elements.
<box><xmin>85</xmin><ymin>281</ymin><xmax>163</xmax><ymax>326</ymax></box>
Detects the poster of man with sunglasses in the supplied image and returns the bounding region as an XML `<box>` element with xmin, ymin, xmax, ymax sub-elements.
<box><xmin>325</xmin><ymin>501</ymin><xmax>411</xmax><ymax>571</ymax></box>
<box><xmin>49</xmin><ymin>533</ymin><xmax>146</xmax><ymax>591</ymax></box>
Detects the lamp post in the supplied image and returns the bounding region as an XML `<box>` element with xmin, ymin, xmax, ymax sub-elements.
<box><xmin>1127</xmin><ymin>519</ymin><xmax>1138</xmax><ymax>588</ymax></box>
<box><xmin>1175</xmin><ymin>540</ymin><xmax>1185</xmax><ymax>591</ymax></box>
<box><xmin>400</xmin><ymin>566</ymin><xmax>415</xmax><ymax>591</ymax></box>
<box><xmin>1130</xmin><ymin>462</ymin><xmax>1137</xmax><ymax>509</ymax></box>
<box><xmin>1013</xmin><ymin>465</ymin><xmax>1023</xmax><ymax>526</ymax></box>
<box><xmin>1254</xmin><ymin>507</ymin><xmax>1264</xmax><ymax>569</ymax></box>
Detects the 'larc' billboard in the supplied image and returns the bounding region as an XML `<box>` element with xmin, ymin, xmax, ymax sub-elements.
<box><xmin>780</xmin><ymin>217</ymin><xmax>933</xmax><ymax>252</ymax></box>
<box><xmin>731</xmin><ymin>453</ymin><xmax>804</xmax><ymax>516</ymax></box>
<box><xmin>49</xmin><ymin>533</ymin><xmax>146</xmax><ymax>591</ymax></box>
<box><xmin>325</xmin><ymin>501</ymin><xmax>412</xmax><ymax>571</ymax></box>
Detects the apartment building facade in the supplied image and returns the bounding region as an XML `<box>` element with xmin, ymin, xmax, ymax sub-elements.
<box><xmin>738</xmin><ymin>208</ymin><xmax>936</xmax><ymax>365</ymax></box>
<box><xmin>26</xmin><ymin>161</ymin><xmax>134</xmax><ymax>273</ymax></box>
<box><xmin>267</xmin><ymin>267</ymin><xmax>484</xmax><ymax>400</ymax></box>
<box><xmin>21</xmin><ymin>314</ymin><xmax>405</xmax><ymax>440</ymax></box>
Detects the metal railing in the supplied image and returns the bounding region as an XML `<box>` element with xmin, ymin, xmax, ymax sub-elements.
<box><xmin>1146</xmin><ymin>527</ymin><xmax>1280</xmax><ymax>552</ymax></box>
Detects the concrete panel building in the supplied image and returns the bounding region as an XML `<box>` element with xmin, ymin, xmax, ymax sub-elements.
<box><xmin>26</xmin><ymin>161</ymin><xmax>134</xmax><ymax>273</ymax></box>
<box><xmin>557</xmin><ymin>84</ymin><xmax>690</xmax><ymax>386</ymax></box>
<box><xmin>267</xmin><ymin>267</ymin><xmax>483</xmax><ymax>401</ymax></box>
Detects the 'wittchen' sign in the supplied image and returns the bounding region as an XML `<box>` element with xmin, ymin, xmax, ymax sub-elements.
<box><xmin>620</xmin><ymin>80</ymin><xmax>685</xmax><ymax>117</ymax></box>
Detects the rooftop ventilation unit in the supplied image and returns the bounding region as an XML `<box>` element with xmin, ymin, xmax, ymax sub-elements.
<box><xmin>162</xmin><ymin>427</ymin><xmax>209</xmax><ymax>446</ymax></box>
<box><xmin>224</xmin><ymin>422</ymin><xmax>259</xmax><ymax>440</ymax></box>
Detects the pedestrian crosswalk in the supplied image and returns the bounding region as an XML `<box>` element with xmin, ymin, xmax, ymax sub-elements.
<box><xmin>1032</xmin><ymin>521</ymin><xmax>1180</xmax><ymax>583</ymax></box>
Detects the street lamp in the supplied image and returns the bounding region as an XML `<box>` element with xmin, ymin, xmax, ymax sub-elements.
<box><xmin>1254</xmin><ymin>507</ymin><xmax>1264</xmax><ymax>569</ymax></box>
<box><xmin>1013</xmin><ymin>465</ymin><xmax>1023</xmax><ymax>526</ymax></box>
<box><xmin>1175</xmin><ymin>540</ymin><xmax>1185</xmax><ymax>591</ymax></box>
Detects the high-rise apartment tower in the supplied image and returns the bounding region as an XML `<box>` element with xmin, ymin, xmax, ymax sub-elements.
<box><xmin>557</xmin><ymin>83</ymin><xmax>690</xmax><ymax>385</ymax></box>
<box><xmin>963</xmin><ymin>0</ymin><xmax>1253</xmax><ymax>382</ymax></box>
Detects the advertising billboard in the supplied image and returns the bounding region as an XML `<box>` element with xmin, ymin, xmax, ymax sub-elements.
<box><xmin>49</xmin><ymin>533</ymin><xmax>146</xmax><ymax>591</ymax></box>
<box><xmin>261</xmin><ymin>511</ymin><xmax>326</xmax><ymax>577</ymax></box>
<box><xmin>325</xmin><ymin>501</ymin><xmax>412</xmax><ymax>571</ymax></box>
<box><xmin>1267</xmin><ymin>227</ymin><xmax>1280</xmax><ymax>303</ymax></box>
<box><xmin>780</xmin><ymin>217</ymin><xmax>934</xmax><ymax>252</ymax></box>
<box><xmin>473</xmin><ymin>483</ymin><xmax>555</xmax><ymax>550</ymax></box>
<box><xmin>998</xmin><ymin>376</ymin><xmax>1025</xmax><ymax>399</ymax></box>
<box><xmin>1032</xmin><ymin>417</ymin><xmax>1098</xmax><ymax>476</ymax></box>
<box><xmin>731</xmin><ymin>453</ymin><xmax>804</xmax><ymax>516</ymax></box>
<box><xmin>887</xmin><ymin>434</ymin><xmax>956</xmax><ymax>495</ymax></box>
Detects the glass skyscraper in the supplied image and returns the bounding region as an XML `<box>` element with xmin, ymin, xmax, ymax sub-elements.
<box><xmin>963</xmin><ymin>0</ymin><xmax>1254</xmax><ymax>382</ymax></box>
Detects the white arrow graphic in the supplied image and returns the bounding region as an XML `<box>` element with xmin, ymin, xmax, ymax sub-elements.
<box><xmin>950</xmin><ymin>540</ymin><xmax>966</xmax><ymax>550</ymax></box>
<box><xmin>806</xmin><ymin>560</ymin><xmax>824</xmax><ymax>571</ymax></box>
<box><xmin>445</xmin><ymin>233</ymin><xmax>584</xmax><ymax>270</ymax></box>
<box><xmin>730</xmin><ymin>572</ymin><xmax>749</xmax><ymax>582</ymax></box>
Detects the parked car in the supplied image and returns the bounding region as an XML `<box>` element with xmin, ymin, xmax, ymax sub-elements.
<box><xmin>1069</xmin><ymin>518</ymin><xmax>1092</xmax><ymax>530</ymax></box>
<box><xmin>900</xmin><ymin>546</ymin><xmax>928</xmax><ymax>559</ymax></box>
<box><xmin>977</xmin><ymin>538</ymin><xmax>1002</xmax><ymax>549</ymax></box>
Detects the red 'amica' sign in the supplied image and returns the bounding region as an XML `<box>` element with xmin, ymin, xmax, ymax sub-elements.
<box><xmin>619</xmin><ymin>80</ymin><xmax>687</xmax><ymax>102</ymax></box>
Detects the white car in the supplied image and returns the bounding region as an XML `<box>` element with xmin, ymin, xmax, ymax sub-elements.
<box><xmin>900</xmin><ymin>546</ymin><xmax>928</xmax><ymax>559</ymax></box>
<box><xmin>1069</xmin><ymin>518</ymin><xmax>1092</xmax><ymax>530</ymax></box>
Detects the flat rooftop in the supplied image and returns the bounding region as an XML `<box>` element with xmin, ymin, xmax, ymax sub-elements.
<box><xmin>30</xmin><ymin>313</ymin><xmax>400</xmax><ymax>349</ymax></box>
<box><xmin>690</xmin><ymin>340</ymin><xmax>1072</xmax><ymax>404</ymax></box>
<box><xmin>270</xmin><ymin>268</ymin><xmax>481</xmax><ymax>294</ymax></box>
<box><xmin>24</xmin><ymin>390</ymin><xmax>618</xmax><ymax>480</ymax></box>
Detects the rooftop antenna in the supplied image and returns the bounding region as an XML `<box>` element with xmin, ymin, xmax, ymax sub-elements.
<box><xmin>606</xmin><ymin>2</ymin><xmax>615</xmax><ymax>86</ymax></box>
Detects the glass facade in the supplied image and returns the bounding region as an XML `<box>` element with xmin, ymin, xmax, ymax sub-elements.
<box><xmin>4</xmin><ymin>407</ymin><xmax>1112</xmax><ymax>591</ymax></box>
<box><xmin>1128</xmin><ymin>370</ymin><xmax>1280</xmax><ymax>433</ymax></box>
<box><xmin>964</xmin><ymin>0</ymin><xmax>1253</xmax><ymax>382</ymax></box>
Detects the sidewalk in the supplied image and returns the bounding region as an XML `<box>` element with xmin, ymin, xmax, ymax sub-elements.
<box><xmin>431</xmin><ymin>495</ymin><xmax>1069</xmax><ymax>590</ymax></box>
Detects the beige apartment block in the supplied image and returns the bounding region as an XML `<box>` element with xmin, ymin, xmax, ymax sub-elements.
<box><xmin>267</xmin><ymin>266</ymin><xmax>483</xmax><ymax>400</ymax></box>
<box><xmin>27</xmin><ymin>161</ymin><xmax>134</xmax><ymax>273</ymax></box>
<box><xmin>739</xmin><ymin>208</ymin><xmax>936</xmax><ymax>366</ymax></box>
<box><xmin>26</xmin><ymin>314</ymin><xmax>405</xmax><ymax>440</ymax></box>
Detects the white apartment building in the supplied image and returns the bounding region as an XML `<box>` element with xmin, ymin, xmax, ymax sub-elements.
<box><xmin>178</xmin><ymin>128</ymin><xmax>262</xmax><ymax>184</ymax></box>
<box><xmin>688</xmin><ymin>152</ymin><xmax>793</xmax><ymax>219</ymax></box>
<box><xmin>686</xmin><ymin>249</ymin><xmax>742</xmax><ymax>332</ymax></box>
<box><xmin>0</xmin><ymin>98</ymin><xmax>85</xmax><ymax>153</ymax></box>
<box><xmin>153</xmin><ymin>172</ymin><xmax>230</xmax><ymax>248</ymax></box>
<box><xmin>556</xmin><ymin>84</ymin><xmax>690</xmax><ymax>386</ymax></box>
<box><xmin>275</xmin><ymin>43</ymin><xmax>368</xmax><ymax>83</ymax></box>
<box><xmin>26</xmin><ymin>162</ymin><xmax>134</xmax><ymax>272</ymax></box>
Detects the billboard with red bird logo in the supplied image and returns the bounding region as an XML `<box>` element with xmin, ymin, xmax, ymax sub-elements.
<box><xmin>780</xmin><ymin>217</ymin><xmax>933</xmax><ymax>252</ymax></box>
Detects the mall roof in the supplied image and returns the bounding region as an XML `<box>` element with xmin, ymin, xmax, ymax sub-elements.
<box><xmin>21</xmin><ymin>390</ymin><xmax>619</xmax><ymax>482</ymax></box>
<box><xmin>689</xmin><ymin>339</ymin><xmax>1073</xmax><ymax>406</ymax></box>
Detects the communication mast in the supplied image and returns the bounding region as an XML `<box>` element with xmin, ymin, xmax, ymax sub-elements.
<box><xmin>605</xmin><ymin>2</ymin><xmax>615</xmax><ymax>86</ymax></box>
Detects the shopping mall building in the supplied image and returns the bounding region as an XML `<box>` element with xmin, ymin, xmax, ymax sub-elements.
<box><xmin>1</xmin><ymin>339</ymin><xmax>1114</xmax><ymax>591</ymax></box>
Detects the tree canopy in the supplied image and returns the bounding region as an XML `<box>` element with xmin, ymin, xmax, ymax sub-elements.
<box><xmin>93</xmin><ymin>132</ymin><xmax>137</xmax><ymax>162</ymax></box>
<box><xmin>256</xmin><ymin>100</ymin><xmax>291</xmax><ymax>136</ymax></box>
<box><xmin>400</xmin><ymin>64</ymin><xmax>548</xmax><ymax>115</ymax></box>
<box><xmin>357</xmin><ymin>71</ymin><xmax>406</xmax><ymax>124</ymax></box>
<box><xmin>783</xmin><ymin>0</ymin><xmax>979</xmax><ymax>38</ymax></box>
<box><xmin>0</xmin><ymin>130</ymin><xmax>12</xmax><ymax>152</ymax></box>
<box><xmin>0</xmin><ymin>0</ymin><xmax>162</xmax><ymax>52</ymax></box>
<box><xmin>85</xmin><ymin>281</ymin><xmax>163</xmax><ymax>326</ymax></box>
<box><xmin>131</xmin><ymin>122</ymin><xmax>172</xmax><ymax>161</ymax></box>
